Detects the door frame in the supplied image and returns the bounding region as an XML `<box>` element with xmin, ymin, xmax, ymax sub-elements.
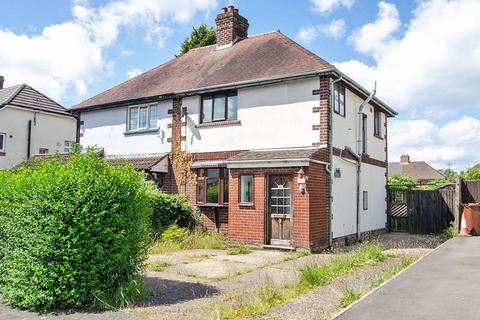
<box><xmin>264</xmin><ymin>174</ymin><xmax>294</xmax><ymax>246</ymax></box>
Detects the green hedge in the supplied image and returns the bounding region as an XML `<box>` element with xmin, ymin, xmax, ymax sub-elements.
<box><xmin>0</xmin><ymin>151</ymin><xmax>151</xmax><ymax>311</ymax></box>
<box><xmin>149</xmin><ymin>191</ymin><xmax>195</xmax><ymax>240</ymax></box>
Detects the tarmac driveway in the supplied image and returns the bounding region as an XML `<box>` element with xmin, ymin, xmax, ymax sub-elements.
<box><xmin>336</xmin><ymin>236</ymin><xmax>480</xmax><ymax>320</ymax></box>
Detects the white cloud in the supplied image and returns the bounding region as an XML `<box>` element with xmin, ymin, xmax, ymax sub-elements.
<box><xmin>335</xmin><ymin>0</ymin><xmax>480</xmax><ymax>113</ymax></box>
<box><xmin>348</xmin><ymin>1</ymin><xmax>400</xmax><ymax>59</ymax></box>
<box><xmin>120</xmin><ymin>49</ymin><xmax>134</xmax><ymax>56</ymax></box>
<box><xmin>297</xmin><ymin>19</ymin><xmax>346</xmax><ymax>43</ymax></box>
<box><xmin>0</xmin><ymin>0</ymin><xmax>217</xmax><ymax>103</ymax></box>
<box><xmin>309</xmin><ymin>0</ymin><xmax>355</xmax><ymax>13</ymax></box>
<box><xmin>390</xmin><ymin>117</ymin><xmax>480</xmax><ymax>170</ymax></box>
<box><xmin>126</xmin><ymin>67</ymin><xmax>142</xmax><ymax>79</ymax></box>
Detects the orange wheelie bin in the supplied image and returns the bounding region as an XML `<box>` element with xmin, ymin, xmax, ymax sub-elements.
<box><xmin>470</xmin><ymin>203</ymin><xmax>480</xmax><ymax>236</ymax></box>
<box><xmin>460</xmin><ymin>204</ymin><xmax>474</xmax><ymax>236</ymax></box>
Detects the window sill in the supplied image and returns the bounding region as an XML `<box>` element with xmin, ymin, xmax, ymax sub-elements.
<box><xmin>197</xmin><ymin>203</ymin><xmax>229</xmax><ymax>208</ymax></box>
<box><xmin>196</xmin><ymin>120</ymin><xmax>241</xmax><ymax>128</ymax></box>
<box><xmin>238</xmin><ymin>202</ymin><xmax>254</xmax><ymax>208</ymax></box>
<box><xmin>123</xmin><ymin>128</ymin><xmax>160</xmax><ymax>136</ymax></box>
<box><xmin>374</xmin><ymin>134</ymin><xmax>384</xmax><ymax>140</ymax></box>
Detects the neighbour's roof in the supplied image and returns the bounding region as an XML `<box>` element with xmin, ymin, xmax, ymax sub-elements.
<box><xmin>0</xmin><ymin>84</ymin><xmax>71</xmax><ymax>116</ymax></box>
<box><xmin>105</xmin><ymin>153</ymin><xmax>168</xmax><ymax>170</ymax></box>
<box><xmin>228</xmin><ymin>147</ymin><xmax>322</xmax><ymax>162</ymax></box>
<box><xmin>388</xmin><ymin>161</ymin><xmax>445</xmax><ymax>181</ymax></box>
<box><xmin>72</xmin><ymin>31</ymin><xmax>333</xmax><ymax>110</ymax></box>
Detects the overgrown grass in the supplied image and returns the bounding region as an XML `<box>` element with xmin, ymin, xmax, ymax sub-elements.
<box><xmin>338</xmin><ymin>288</ymin><xmax>362</xmax><ymax>308</ymax></box>
<box><xmin>94</xmin><ymin>275</ymin><xmax>148</xmax><ymax>309</ymax></box>
<box><xmin>150</xmin><ymin>230</ymin><xmax>227</xmax><ymax>254</ymax></box>
<box><xmin>227</xmin><ymin>244</ymin><xmax>252</xmax><ymax>255</ymax></box>
<box><xmin>437</xmin><ymin>226</ymin><xmax>458</xmax><ymax>243</ymax></box>
<box><xmin>148</xmin><ymin>261</ymin><xmax>171</xmax><ymax>272</ymax></box>
<box><xmin>371</xmin><ymin>255</ymin><xmax>418</xmax><ymax>288</ymax></box>
<box><xmin>300</xmin><ymin>243</ymin><xmax>386</xmax><ymax>287</ymax></box>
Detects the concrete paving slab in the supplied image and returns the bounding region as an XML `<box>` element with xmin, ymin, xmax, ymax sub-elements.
<box><xmin>336</xmin><ymin>237</ymin><xmax>480</xmax><ymax>320</ymax></box>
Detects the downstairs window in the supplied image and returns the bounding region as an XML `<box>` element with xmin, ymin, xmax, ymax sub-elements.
<box><xmin>197</xmin><ymin>168</ymin><xmax>229</xmax><ymax>205</ymax></box>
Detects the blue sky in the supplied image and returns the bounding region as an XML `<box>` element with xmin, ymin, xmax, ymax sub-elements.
<box><xmin>1</xmin><ymin>0</ymin><xmax>479</xmax><ymax>170</ymax></box>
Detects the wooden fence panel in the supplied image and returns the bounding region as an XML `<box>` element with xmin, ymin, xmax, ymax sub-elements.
<box><xmin>462</xmin><ymin>180</ymin><xmax>480</xmax><ymax>203</ymax></box>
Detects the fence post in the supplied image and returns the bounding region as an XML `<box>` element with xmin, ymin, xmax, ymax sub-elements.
<box><xmin>454</xmin><ymin>177</ymin><xmax>463</xmax><ymax>231</ymax></box>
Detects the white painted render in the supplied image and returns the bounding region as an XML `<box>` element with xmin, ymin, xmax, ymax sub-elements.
<box><xmin>331</xmin><ymin>86</ymin><xmax>387</xmax><ymax>238</ymax></box>
<box><xmin>0</xmin><ymin>106</ymin><xmax>77</xmax><ymax>169</ymax></box>
<box><xmin>80</xmin><ymin>100</ymin><xmax>172</xmax><ymax>155</ymax></box>
<box><xmin>182</xmin><ymin>78</ymin><xmax>320</xmax><ymax>152</ymax></box>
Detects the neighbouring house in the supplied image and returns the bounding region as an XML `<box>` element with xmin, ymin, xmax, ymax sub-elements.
<box><xmin>0</xmin><ymin>76</ymin><xmax>77</xmax><ymax>169</ymax></box>
<box><xmin>72</xmin><ymin>6</ymin><xmax>397</xmax><ymax>251</ymax></box>
<box><xmin>388</xmin><ymin>154</ymin><xmax>445</xmax><ymax>185</ymax></box>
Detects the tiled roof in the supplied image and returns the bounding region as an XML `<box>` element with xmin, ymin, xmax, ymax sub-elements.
<box><xmin>0</xmin><ymin>84</ymin><xmax>71</xmax><ymax>116</ymax></box>
<box><xmin>388</xmin><ymin>161</ymin><xmax>445</xmax><ymax>181</ymax></box>
<box><xmin>228</xmin><ymin>147</ymin><xmax>322</xmax><ymax>162</ymax></box>
<box><xmin>105</xmin><ymin>153</ymin><xmax>168</xmax><ymax>170</ymax></box>
<box><xmin>72</xmin><ymin>31</ymin><xmax>333</xmax><ymax>110</ymax></box>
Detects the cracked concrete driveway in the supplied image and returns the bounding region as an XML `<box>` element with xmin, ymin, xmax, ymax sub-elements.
<box><xmin>336</xmin><ymin>236</ymin><xmax>480</xmax><ymax>320</ymax></box>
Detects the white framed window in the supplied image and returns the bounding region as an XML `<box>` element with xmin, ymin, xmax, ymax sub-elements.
<box><xmin>64</xmin><ymin>141</ymin><xmax>75</xmax><ymax>153</ymax></box>
<box><xmin>39</xmin><ymin>148</ymin><xmax>49</xmax><ymax>155</ymax></box>
<box><xmin>334</xmin><ymin>83</ymin><xmax>345</xmax><ymax>117</ymax></box>
<box><xmin>374</xmin><ymin>109</ymin><xmax>381</xmax><ymax>137</ymax></box>
<box><xmin>240</xmin><ymin>175</ymin><xmax>254</xmax><ymax>204</ymax></box>
<box><xmin>0</xmin><ymin>133</ymin><xmax>6</xmax><ymax>152</ymax></box>
<box><xmin>128</xmin><ymin>104</ymin><xmax>160</xmax><ymax>131</ymax></box>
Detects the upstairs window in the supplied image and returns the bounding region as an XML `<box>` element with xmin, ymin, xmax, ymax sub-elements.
<box><xmin>128</xmin><ymin>104</ymin><xmax>160</xmax><ymax>131</ymax></box>
<box><xmin>201</xmin><ymin>92</ymin><xmax>237</xmax><ymax>123</ymax></box>
<box><xmin>374</xmin><ymin>109</ymin><xmax>381</xmax><ymax>137</ymax></box>
<box><xmin>196</xmin><ymin>168</ymin><xmax>229</xmax><ymax>205</ymax></box>
<box><xmin>64</xmin><ymin>141</ymin><xmax>75</xmax><ymax>153</ymax></box>
<box><xmin>334</xmin><ymin>83</ymin><xmax>346</xmax><ymax>117</ymax></box>
<box><xmin>0</xmin><ymin>133</ymin><xmax>5</xmax><ymax>152</ymax></box>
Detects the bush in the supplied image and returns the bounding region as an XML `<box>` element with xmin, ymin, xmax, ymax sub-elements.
<box><xmin>0</xmin><ymin>150</ymin><xmax>151</xmax><ymax>311</ymax></box>
<box><xmin>149</xmin><ymin>191</ymin><xmax>195</xmax><ymax>240</ymax></box>
<box><xmin>161</xmin><ymin>224</ymin><xmax>190</xmax><ymax>242</ymax></box>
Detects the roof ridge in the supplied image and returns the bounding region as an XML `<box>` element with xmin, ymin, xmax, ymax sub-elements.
<box><xmin>21</xmin><ymin>84</ymin><xmax>67</xmax><ymax>111</ymax></box>
<box><xmin>3</xmin><ymin>84</ymin><xmax>26</xmax><ymax>106</ymax></box>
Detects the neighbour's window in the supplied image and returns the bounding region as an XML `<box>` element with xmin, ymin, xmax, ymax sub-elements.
<box><xmin>374</xmin><ymin>109</ymin><xmax>381</xmax><ymax>137</ymax></box>
<box><xmin>64</xmin><ymin>141</ymin><xmax>75</xmax><ymax>153</ymax></box>
<box><xmin>39</xmin><ymin>148</ymin><xmax>49</xmax><ymax>155</ymax></box>
<box><xmin>201</xmin><ymin>92</ymin><xmax>238</xmax><ymax>123</ymax></box>
<box><xmin>0</xmin><ymin>133</ymin><xmax>5</xmax><ymax>152</ymax></box>
<box><xmin>363</xmin><ymin>191</ymin><xmax>368</xmax><ymax>210</ymax></box>
<box><xmin>240</xmin><ymin>175</ymin><xmax>254</xmax><ymax>204</ymax></box>
<box><xmin>196</xmin><ymin>168</ymin><xmax>229</xmax><ymax>205</ymax></box>
<box><xmin>128</xmin><ymin>104</ymin><xmax>160</xmax><ymax>131</ymax></box>
<box><xmin>334</xmin><ymin>83</ymin><xmax>346</xmax><ymax>117</ymax></box>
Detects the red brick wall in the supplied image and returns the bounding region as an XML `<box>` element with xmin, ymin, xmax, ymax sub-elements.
<box><xmin>308</xmin><ymin>162</ymin><xmax>329</xmax><ymax>250</ymax></box>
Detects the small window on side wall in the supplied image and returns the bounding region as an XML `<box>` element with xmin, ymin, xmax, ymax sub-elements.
<box><xmin>0</xmin><ymin>133</ymin><xmax>5</xmax><ymax>152</ymax></box>
<box><xmin>374</xmin><ymin>109</ymin><xmax>381</xmax><ymax>137</ymax></box>
<box><xmin>240</xmin><ymin>175</ymin><xmax>254</xmax><ymax>204</ymax></box>
<box><xmin>39</xmin><ymin>148</ymin><xmax>49</xmax><ymax>155</ymax></box>
<box><xmin>334</xmin><ymin>83</ymin><xmax>345</xmax><ymax>117</ymax></box>
<box><xmin>363</xmin><ymin>191</ymin><xmax>368</xmax><ymax>210</ymax></box>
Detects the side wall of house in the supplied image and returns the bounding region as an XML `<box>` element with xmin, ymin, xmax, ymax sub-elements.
<box><xmin>0</xmin><ymin>106</ymin><xmax>77</xmax><ymax>169</ymax></box>
<box><xmin>79</xmin><ymin>100</ymin><xmax>172</xmax><ymax>155</ymax></box>
<box><xmin>331</xmin><ymin>87</ymin><xmax>388</xmax><ymax>238</ymax></box>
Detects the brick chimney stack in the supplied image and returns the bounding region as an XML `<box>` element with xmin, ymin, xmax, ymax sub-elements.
<box><xmin>400</xmin><ymin>154</ymin><xmax>410</xmax><ymax>164</ymax></box>
<box><xmin>0</xmin><ymin>76</ymin><xmax>4</xmax><ymax>89</ymax></box>
<box><xmin>215</xmin><ymin>5</ymin><xmax>249</xmax><ymax>47</ymax></box>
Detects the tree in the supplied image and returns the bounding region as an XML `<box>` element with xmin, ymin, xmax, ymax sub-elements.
<box><xmin>179</xmin><ymin>24</ymin><xmax>216</xmax><ymax>55</ymax></box>
<box><xmin>388</xmin><ymin>174</ymin><xmax>418</xmax><ymax>189</ymax></box>
<box><xmin>462</xmin><ymin>167</ymin><xmax>480</xmax><ymax>180</ymax></box>
<box><xmin>438</xmin><ymin>168</ymin><xmax>458</xmax><ymax>182</ymax></box>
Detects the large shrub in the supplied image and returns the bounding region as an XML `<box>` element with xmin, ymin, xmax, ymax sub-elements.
<box><xmin>0</xmin><ymin>151</ymin><xmax>151</xmax><ymax>311</ymax></box>
<box><xmin>149</xmin><ymin>191</ymin><xmax>196</xmax><ymax>240</ymax></box>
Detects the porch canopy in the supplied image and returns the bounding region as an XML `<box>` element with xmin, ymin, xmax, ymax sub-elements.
<box><xmin>105</xmin><ymin>153</ymin><xmax>169</xmax><ymax>173</ymax></box>
<box><xmin>226</xmin><ymin>147</ymin><xmax>325</xmax><ymax>168</ymax></box>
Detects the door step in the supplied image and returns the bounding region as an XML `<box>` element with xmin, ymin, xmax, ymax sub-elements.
<box><xmin>262</xmin><ymin>244</ymin><xmax>296</xmax><ymax>251</ymax></box>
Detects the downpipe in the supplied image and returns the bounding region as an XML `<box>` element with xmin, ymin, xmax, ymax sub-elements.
<box><xmin>356</xmin><ymin>82</ymin><xmax>376</xmax><ymax>241</ymax></box>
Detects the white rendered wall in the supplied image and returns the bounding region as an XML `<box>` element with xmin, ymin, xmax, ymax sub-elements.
<box><xmin>80</xmin><ymin>100</ymin><xmax>172</xmax><ymax>155</ymax></box>
<box><xmin>0</xmin><ymin>106</ymin><xmax>77</xmax><ymax>169</ymax></box>
<box><xmin>183</xmin><ymin>78</ymin><xmax>320</xmax><ymax>152</ymax></box>
<box><xmin>331</xmin><ymin>86</ymin><xmax>388</xmax><ymax>237</ymax></box>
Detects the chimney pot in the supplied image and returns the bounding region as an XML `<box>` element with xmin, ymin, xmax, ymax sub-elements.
<box><xmin>215</xmin><ymin>6</ymin><xmax>249</xmax><ymax>47</ymax></box>
<box><xmin>400</xmin><ymin>154</ymin><xmax>410</xmax><ymax>164</ymax></box>
<box><xmin>0</xmin><ymin>76</ymin><xmax>4</xmax><ymax>89</ymax></box>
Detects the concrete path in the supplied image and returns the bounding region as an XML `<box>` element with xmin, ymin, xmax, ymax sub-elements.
<box><xmin>336</xmin><ymin>236</ymin><xmax>480</xmax><ymax>320</ymax></box>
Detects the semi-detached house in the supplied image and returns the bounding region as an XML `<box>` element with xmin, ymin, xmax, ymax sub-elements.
<box><xmin>72</xmin><ymin>6</ymin><xmax>397</xmax><ymax>251</ymax></box>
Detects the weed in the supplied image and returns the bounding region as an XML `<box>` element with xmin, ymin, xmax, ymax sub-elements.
<box><xmin>338</xmin><ymin>288</ymin><xmax>362</xmax><ymax>308</ymax></box>
<box><xmin>227</xmin><ymin>244</ymin><xmax>252</xmax><ymax>255</ymax></box>
<box><xmin>148</xmin><ymin>261</ymin><xmax>171</xmax><ymax>272</ymax></box>
<box><xmin>300</xmin><ymin>243</ymin><xmax>385</xmax><ymax>287</ymax></box>
<box><xmin>94</xmin><ymin>275</ymin><xmax>148</xmax><ymax>309</ymax></box>
<box><xmin>371</xmin><ymin>255</ymin><xmax>418</xmax><ymax>288</ymax></box>
<box><xmin>150</xmin><ymin>230</ymin><xmax>226</xmax><ymax>254</ymax></box>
